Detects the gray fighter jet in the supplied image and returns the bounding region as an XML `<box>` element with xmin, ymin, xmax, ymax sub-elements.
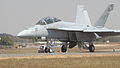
<box><xmin>17</xmin><ymin>4</ymin><xmax>120</xmax><ymax>53</ymax></box>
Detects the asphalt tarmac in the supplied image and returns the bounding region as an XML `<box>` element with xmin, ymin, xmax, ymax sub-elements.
<box><xmin>0</xmin><ymin>51</ymin><xmax>120</xmax><ymax>58</ymax></box>
<box><xmin>0</xmin><ymin>43</ymin><xmax>120</xmax><ymax>58</ymax></box>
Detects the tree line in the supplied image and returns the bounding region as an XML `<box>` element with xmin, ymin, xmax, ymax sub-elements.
<box><xmin>0</xmin><ymin>35</ymin><xmax>13</xmax><ymax>46</ymax></box>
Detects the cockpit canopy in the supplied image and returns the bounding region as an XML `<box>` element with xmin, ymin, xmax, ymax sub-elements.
<box><xmin>36</xmin><ymin>17</ymin><xmax>62</xmax><ymax>25</ymax></box>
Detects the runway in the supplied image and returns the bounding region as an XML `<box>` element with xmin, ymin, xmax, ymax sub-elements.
<box><xmin>0</xmin><ymin>51</ymin><xmax>120</xmax><ymax>59</ymax></box>
<box><xmin>0</xmin><ymin>43</ymin><xmax>120</xmax><ymax>59</ymax></box>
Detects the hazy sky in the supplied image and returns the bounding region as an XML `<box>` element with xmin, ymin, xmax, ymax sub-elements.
<box><xmin>0</xmin><ymin>0</ymin><xmax>120</xmax><ymax>35</ymax></box>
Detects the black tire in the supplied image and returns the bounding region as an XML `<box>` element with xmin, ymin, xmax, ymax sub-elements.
<box><xmin>89</xmin><ymin>45</ymin><xmax>95</xmax><ymax>52</ymax></box>
<box><xmin>45</xmin><ymin>47</ymin><xmax>49</xmax><ymax>53</ymax></box>
<box><xmin>61</xmin><ymin>45</ymin><xmax>67</xmax><ymax>53</ymax></box>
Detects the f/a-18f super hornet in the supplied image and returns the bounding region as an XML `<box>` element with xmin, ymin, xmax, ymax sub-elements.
<box><xmin>17</xmin><ymin>4</ymin><xmax>120</xmax><ymax>53</ymax></box>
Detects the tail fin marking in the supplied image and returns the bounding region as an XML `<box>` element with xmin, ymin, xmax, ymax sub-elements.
<box><xmin>95</xmin><ymin>4</ymin><xmax>114</xmax><ymax>28</ymax></box>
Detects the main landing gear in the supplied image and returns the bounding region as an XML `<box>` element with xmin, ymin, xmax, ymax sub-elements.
<box><xmin>60</xmin><ymin>42</ymin><xmax>95</xmax><ymax>53</ymax></box>
<box><xmin>78</xmin><ymin>42</ymin><xmax>95</xmax><ymax>52</ymax></box>
<box><xmin>88</xmin><ymin>44</ymin><xmax>95</xmax><ymax>52</ymax></box>
<box><xmin>61</xmin><ymin>42</ymin><xmax>68</xmax><ymax>53</ymax></box>
<box><xmin>61</xmin><ymin>45</ymin><xmax>67</xmax><ymax>53</ymax></box>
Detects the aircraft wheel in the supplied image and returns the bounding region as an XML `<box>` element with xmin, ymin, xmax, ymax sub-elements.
<box><xmin>45</xmin><ymin>47</ymin><xmax>49</xmax><ymax>53</ymax></box>
<box><xmin>49</xmin><ymin>48</ymin><xmax>54</xmax><ymax>53</ymax></box>
<box><xmin>89</xmin><ymin>45</ymin><xmax>95</xmax><ymax>52</ymax></box>
<box><xmin>45</xmin><ymin>47</ymin><xmax>54</xmax><ymax>53</ymax></box>
<box><xmin>61</xmin><ymin>45</ymin><xmax>67</xmax><ymax>53</ymax></box>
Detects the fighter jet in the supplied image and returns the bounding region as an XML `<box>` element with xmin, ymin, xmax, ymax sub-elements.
<box><xmin>17</xmin><ymin>4</ymin><xmax>120</xmax><ymax>53</ymax></box>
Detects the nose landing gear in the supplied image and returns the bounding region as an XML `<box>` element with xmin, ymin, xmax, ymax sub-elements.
<box><xmin>45</xmin><ymin>47</ymin><xmax>54</xmax><ymax>53</ymax></box>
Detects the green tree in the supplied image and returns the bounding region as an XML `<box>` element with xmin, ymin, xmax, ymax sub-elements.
<box><xmin>0</xmin><ymin>36</ymin><xmax>13</xmax><ymax>45</ymax></box>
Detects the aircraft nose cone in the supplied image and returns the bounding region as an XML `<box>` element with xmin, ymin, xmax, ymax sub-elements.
<box><xmin>17</xmin><ymin>25</ymin><xmax>48</xmax><ymax>38</ymax></box>
<box><xmin>17</xmin><ymin>30</ymin><xmax>33</xmax><ymax>37</ymax></box>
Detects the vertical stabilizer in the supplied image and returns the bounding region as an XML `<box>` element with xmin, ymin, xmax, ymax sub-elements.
<box><xmin>84</xmin><ymin>10</ymin><xmax>92</xmax><ymax>27</ymax></box>
<box><xmin>95</xmin><ymin>4</ymin><xmax>114</xmax><ymax>28</ymax></box>
<box><xmin>76</xmin><ymin>5</ymin><xmax>92</xmax><ymax>27</ymax></box>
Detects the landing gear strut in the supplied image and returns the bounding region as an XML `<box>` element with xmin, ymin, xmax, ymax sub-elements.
<box><xmin>38</xmin><ymin>38</ymin><xmax>54</xmax><ymax>53</ymax></box>
<box><xmin>77</xmin><ymin>42</ymin><xmax>95</xmax><ymax>52</ymax></box>
<box><xmin>38</xmin><ymin>46</ymin><xmax>53</xmax><ymax>53</ymax></box>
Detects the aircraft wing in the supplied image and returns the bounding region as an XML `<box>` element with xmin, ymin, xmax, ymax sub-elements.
<box><xmin>48</xmin><ymin>27</ymin><xmax>120</xmax><ymax>33</ymax></box>
<box><xmin>83</xmin><ymin>29</ymin><xmax>117</xmax><ymax>32</ymax></box>
<box><xmin>48</xmin><ymin>27</ymin><xmax>120</xmax><ymax>37</ymax></box>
